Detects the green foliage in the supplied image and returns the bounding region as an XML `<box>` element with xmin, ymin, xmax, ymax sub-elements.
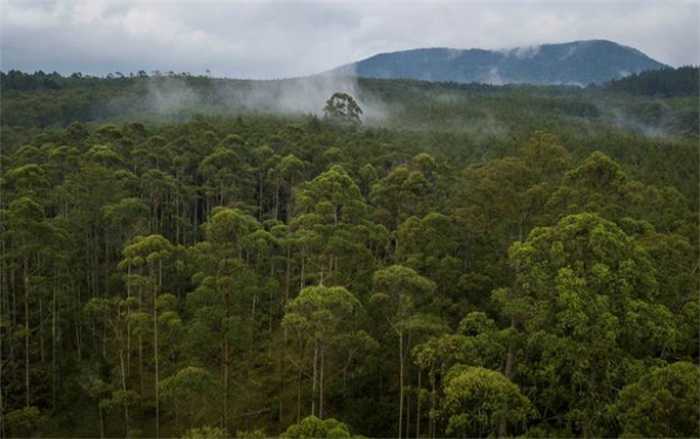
<box><xmin>612</xmin><ymin>361</ymin><xmax>700</xmax><ymax>438</ymax></box>
<box><xmin>0</xmin><ymin>70</ymin><xmax>696</xmax><ymax>438</ymax></box>
<box><xmin>282</xmin><ymin>415</ymin><xmax>355</xmax><ymax>438</ymax></box>
<box><xmin>442</xmin><ymin>366</ymin><xmax>534</xmax><ymax>436</ymax></box>
<box><xmin>606</xmin><ymin>66</ymin><xmax>699</xmax><ymax>97</ymax></box>
<box><xmin>5</xmin><ymin>406</ymin><xmax>45</xmax><ymax>437</ymax></box>
<box><xmin>181</xmin><ymin>426</ymin><xmax>226</xmax><ymax>439</ymax></box>
<box><xmin>323</xmin><ymin>93</ymin><xmax>363</xmax><ymax>125</ymax></box>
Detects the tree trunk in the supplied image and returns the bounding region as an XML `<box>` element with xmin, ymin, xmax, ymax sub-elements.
<box><xmin>139</xmin><ymin>282</ymin><xmax>144</xmax><ymax>395</ymax></box>
<box><xmin>154</xmin><ymin>296</ymin><xmax>160</xmax><ymax>438</ymax></box>
<box><xmin>52</xmin><ymin>286</ymin><xmax>57</xmax><ymax>411</ymax></box>
<box><xmin>499</xmin><ymin>320</ymin><xmax>516</xmax><ymax>438</ymax></box>
<box><xmin>223</xmin><ymin>284</ymin><xmax>230</xmax><ymax>433</ymax></box>
<box><xmin>120</xmin><ymin>347</ymin><xmax>130</xmax><ymax>433</ymax></box>
<box><xmin>76</xmin><ymin>283</ymin><xmax>82</xmax><ymax>362</ymax></box>
<box><xmin>99</xmin><ymin>403</ymin><xmax>105</xmax><ymax>439</ymax></box>
<box><xmin>300</xmin><ymin>253</ymin><xmax>305</xmax><ymax>290</ymax></box>
<box><xmin>319</xmin><ymin>346</ymin><xmax>325</xmax><ymax>419</ymax></box>
<box><xmin>154</xmin><ymin>263</ymin><xmax>161</xmax><ymax>439</ymax></box>
<box><xmin>430</xmin><ymin>374</ymin><xmax>436</xmax><ymax>439</ymax></box>
<box><xmin>127</xmin><ymin>262</ymin><xmax>131</xmax><ymax>377</ymax></box>
<box><xmin>24</xmin><ymin>256</ymin><xmax>31</xmax><ymax>408</ymax></box>
<box><xmin>297</xmin><ymin>365</ymin><xmax>302</xmax><ymax>423</ymax></box>
<box><xmin>405</xmin><ymin>332</ymin><xmax>412</xmax><ymax>438</ymax></box>
<box><xmin>258</xmin><ymin>173</ymin><xmax>264</xmax><ymax>220</ymax></box>
<box><xmin>405</xmin><ymin>382</ymin><xmax>411</xmax><ymax>439</ymax></box>
<box><xmin>311</xmin><ymin>338</ymin><xmax>318</xmax><ymax>417</ymax></box>
<box><xmin>274</xmin><ymin>178</ymin><xmax>280</xmax><ymax>220</ymax></box>
<box><xmin>398</xmin><ymin>330</ymin><xmax>404</xmax><ymax>439</ymax></box>
<box><xmin>416</xmin><ymin>370</ymin><xmax>421</xmax><ymax>439</ymax></box>
<box><xmin>285</xmin><ymin>247</ymin><xmax>291</xmax><ymax>306</ymax></box>
<box><xmin>39</xmin><ymin>297</ymin><xmax>45</xmax><ymax>363</ymax></box>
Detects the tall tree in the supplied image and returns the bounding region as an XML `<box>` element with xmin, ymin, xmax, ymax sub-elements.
<box><xmin>372</xmin><ymin>265</ymin><xmax>436</xmax><ymax>439</ymax></box>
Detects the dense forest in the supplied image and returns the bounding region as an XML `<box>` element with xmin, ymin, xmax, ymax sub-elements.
<box><xmin>0</xmin><ymin>67</ymin><xmax>698</xmax><ymax>438</ymax></box>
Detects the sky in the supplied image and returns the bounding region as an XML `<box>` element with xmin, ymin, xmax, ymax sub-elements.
<box><xmin>1</xmin><ymin>0</ymin><xmax>698</xmax><ymax>79</ymax></box>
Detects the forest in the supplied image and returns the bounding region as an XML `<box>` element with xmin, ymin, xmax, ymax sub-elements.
<box><xmin>0</xmin><ymin>67</ymin><xmax>698</xmax><ymax>438</ymax></box>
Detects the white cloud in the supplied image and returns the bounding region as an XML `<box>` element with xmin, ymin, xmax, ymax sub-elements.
<box><xmin>1</xmin><ymin>0</ymin><xmax>697</xmax><ymax>78</ymax></box>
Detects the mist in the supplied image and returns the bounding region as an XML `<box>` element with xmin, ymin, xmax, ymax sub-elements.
<box><xmin>114</xmin><ymin>72</ymin><xmax>390</xmax><ymax>124</ymax></box>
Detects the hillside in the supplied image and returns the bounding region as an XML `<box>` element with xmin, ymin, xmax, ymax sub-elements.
<box><xmin>331</xmin><ymin>40</ymin><xmax>668</xmax><ymax>85</ymax></box>
<box><xmin>606</xmin><ymin>65</ymin><xmax>700</xmax><ymax>96</ymax></box>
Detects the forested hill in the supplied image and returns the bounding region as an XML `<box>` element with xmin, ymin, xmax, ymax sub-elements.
<box><xmin>330</xmin><ymin>40</ymin><xmax>668</xmax><ymax>85</ymax></box>
<box><xmin>606</xmin><ymin>65</ymin><xmax>700</xmax><ymax>96</ymax></box>
<box><xmin>0</xmin><ymin>68</ymin><xmax>698</xmax><ymax>438</ymax></box>
<box><xmin>2</xmin><ymin>67</ymin><xmax>698</xmax><ymax>139</ymax></box>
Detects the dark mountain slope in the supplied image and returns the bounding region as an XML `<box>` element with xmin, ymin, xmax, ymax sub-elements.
<box><xmin>331</xmin><ymin>40</ymin><xmax>668</xmax><ymax>85</ymax></box>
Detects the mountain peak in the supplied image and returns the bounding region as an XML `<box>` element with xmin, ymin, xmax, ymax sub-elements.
<box><xmin>331</xmin><ymin>40</ymin><xmax>667</xmax><ymax>85</ymax></box>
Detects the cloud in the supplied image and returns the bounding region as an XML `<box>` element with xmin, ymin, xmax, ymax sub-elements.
<box><xmin>1</xmin><ymin>0</ymin><xmax>698</xmax><ymax>78</ymax></box>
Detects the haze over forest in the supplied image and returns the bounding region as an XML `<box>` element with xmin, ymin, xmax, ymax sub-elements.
<box><xmin>1</xmin><ymin>1</ymin><xmax>699</xmax><ymax>438</ymax></box>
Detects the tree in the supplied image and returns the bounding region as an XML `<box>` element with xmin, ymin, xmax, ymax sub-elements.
<box><xmin>441</xmin><ymin>365</ymin><xmax>534</xmax><ymax>437</ymax></box>
<box><xmin>188</xmin><ymin>207</ymin><xmax>260</xmax><ymax>431</ymax></box>
<box><xmin>372</xmin><ymin>265</ymin><xmax>436</xmax><ymax>439</ymax></box>
<box><xmin>83</xmin><ymin>296</ymin><xmax>135</xmax><ymax>433</ymax></box>
<box><xmin>4</xmin><ymin>406</ymin><xmax>44</xmax><ymax>437</ymax></box>
<box><xmin>282</xmin><ymin>415</ymin><xmax>354</xmax><ymax>438</ymax></box>
<box><xmin>494</xmin><ymin>213</ymin><xmax>673</xmax><ymax>436</ymax></box>
<box><xmin>121</xmin><ymin>234</ymin><xmax>174</xmax><ymax>438</ymax></box>
<box><xmin>323</xmin><ymin>93</ymin><xmax>363</xmax><ymax>125</ymax></box>
<box><xmin>612</xmin><ymin>361</ymin><xmax>700</xmax><ymax>437</ymax></box>
<box><xmin>293</xmin><ymin>165</ymin><xmax>368</xmax><ymax>284</ymax></box>
<box><xmin>282</xmin><ymin>285</ymin><xmax>361</xmax><ymax>419</ymax></box>
<box><xmin>370</xmin><ymin>157</ymin><xmax>435</xmax><ymax>229</ymax></box>
<box><xmin>3</xmin><ymin>196</ymin><xmax>60</xmax><ymax>408</ymax></box>
<box><xmin>160</xmin><ymin>366</ymin><xmax>218</xmax><ymax>433</ymax></box>
<box><xmin>181</xmin><ymin>426</ymin><xmax>226</xmax><ymax>439</ymax></box>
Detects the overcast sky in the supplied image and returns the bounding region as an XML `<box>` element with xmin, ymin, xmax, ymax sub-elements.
<box><xmin>2</xmin><ymin>0</ymin><xmax>698</xmax><ymax>79</ymax></box>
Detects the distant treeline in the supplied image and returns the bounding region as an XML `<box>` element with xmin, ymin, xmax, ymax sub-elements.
<box><xmin>606</xmin><ymin>66</ymin><xmax>699</xmax><ymax>97</ymax></box>
<box><xmin>1</xmin><ymin>66</ymin><xmax>697</xmax><ymax>138</ymax></box>
<box><xmin>0</xmin><ymin>69</ymin><xmax>206</xmax><ymax>92</ymax></box>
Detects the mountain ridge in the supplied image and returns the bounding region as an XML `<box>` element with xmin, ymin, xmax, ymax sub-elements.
<box><xmin>328</xmin><ymin>39</ymin><xmax>668</xmax><ymax>85</ymax></box>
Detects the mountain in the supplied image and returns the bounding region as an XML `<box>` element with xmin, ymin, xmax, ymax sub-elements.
<box><xmin>330</xmin><ymin>40</ymin><xmax>668</xmax><ymax>85</ymax></box>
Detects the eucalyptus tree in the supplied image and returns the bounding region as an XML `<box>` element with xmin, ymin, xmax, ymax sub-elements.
<box><xmin>160</xmin><ymin>366</ymin><xmax>218</xmax><ymax>433</ymax></box>
<box><xmin>282</xmin><ymin>285</ymin><xmax>361</xmax><ymax>419</ymax></box>
<box><xmin>411</xmin><ymin>312</ymin><xmax>514</xmax><ymax>438</ymax></box>
<box><xmin>494</xmin><ymin>213</ymin><xmax>674</xmax><ymax>436</ymax></box>
<box><xmin>371</xmin><ymin>265</ymin><xmax>436</xmax><ymax>439</ymax></box>
<box><xmin>273</xmin><ymin>153</ymin><xmax>306</xmax><ymax>222</ymax></box>
<box><xmin>3</xmin><ymin>196</ymin><xmax>61</xmax><ymax>408</ymax></box>
<box><xmin>370</xmin><ymin>155</ymin><xmax>436</xmax><ymax>230</ymax></box>
<box><xmin>282</xmin><ymin>415</ymin><xmax>355</xmax><ymax>439</ymax></box>
<box><xmin>395</xmin><ymin>212</ymin><xmax>461</xmax><ymax>313</ymax></box>
<box><xmin>199</xmin><ymin>147</ymin><xmax>241</xmax><ymax>211</ymax></box>
<box><xmin>293</xmin><ymin>165</ymin><xmax>367</xmax><ymax>284</ymax></box>
<box><xmin>189</xmin><ymin>207</ymin><xmax>260</xmax><ymax>431</ymax></box>
<box><xmin>83</xmin><ymin>296</ymin><xmax>136</xmax><ymax>433</ymax></box>
<box><xmin>612</xmin><ymin>361</ymin><xmax>699</xmax><ymax>437</ymax></box>
<box><xmin>441</xmin><ymin>365</ymin><xmax>534</xmax><ymax>437</ymax></box>
<box><xmin>121</xmin><ymin>234</ymin><xmax>175</xmax><ymax>438</ymax></box>
<box><xmin>323</xmin><ymin>92</ymin><xmax>363</xmax><ymax>125</ymax></box>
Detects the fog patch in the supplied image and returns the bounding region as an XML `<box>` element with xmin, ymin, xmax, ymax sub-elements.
<box><xmin>445</xmin><ymin>48</ymin><xmax>462</xmax><ymax>61</ymax></box>
<box><xmin>146</xmin><ymin>77</ymin><xmax>203</xmax><ymax>113</ymax></box>
<box><xmin>482</xmin><ymin>67</ymin><xmax>505</xmax><ymax>85</ymax></box>
<box><xmin>501</xmin><ymin>45</ymin><xmax>541</xmax><ymax>59</ymax></box>
<box><xmin>601</xmin><ymin>104</ymin><xmax>672</xmax><ymax>138</ymax></box>
<box><xmin>224</xmin><ymin>72</ymin><xmax>388</xmax><ymax>122</ymax></box>
<box><xmin>107</xmin><ymin>70</ymin><xmax>388</xmax><ymax>123</ymax></box>
<box><xmin>560</xmin><ymin>45</ymin><xmax>577</xmax><ymax>60</ymax></box>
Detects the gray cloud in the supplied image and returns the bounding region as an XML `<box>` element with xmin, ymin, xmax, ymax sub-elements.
<box><xmin>1</xmin><ymin>0</ymin><xmax>698</xmax><ymax>78</ymax></box>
